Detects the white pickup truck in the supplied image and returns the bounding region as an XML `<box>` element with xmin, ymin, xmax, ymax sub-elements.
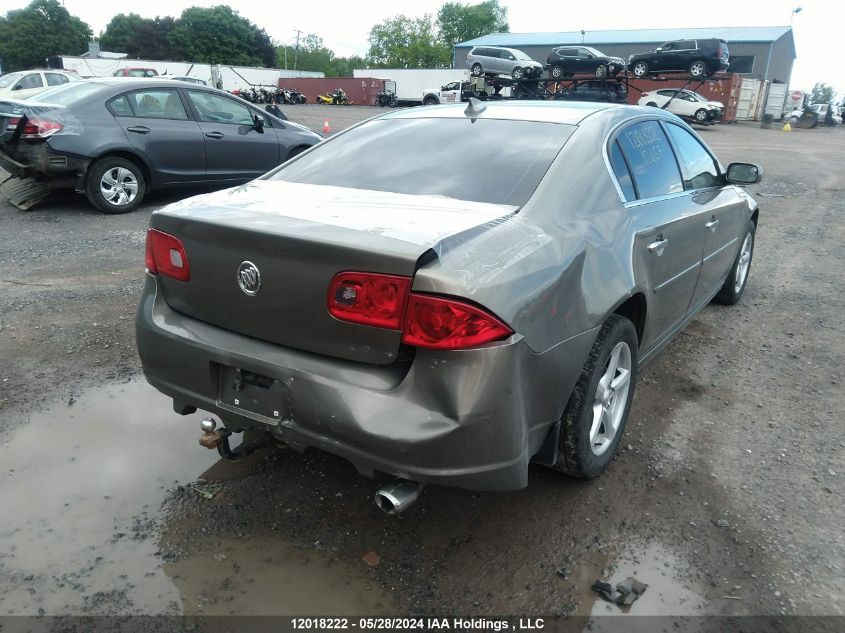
<box><xmin>422</xmin><ymin>79</ymin><xmax>514</xmax><ymax>106</ymax></box>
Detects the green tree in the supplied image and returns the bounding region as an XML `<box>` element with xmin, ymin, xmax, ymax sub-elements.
<box><xmin>99</xmin><ymin>13</ymin><xmax>146</xmax><ymax>52</ymax></box>
<box><xmin>278</xmin><ymin>34</ymin><xmax>334</xmax><ymax>72</ymax></box>
<box><xmin>0</xmin><ymin>0</ymin><xmax>91</xmax><ymax>71</ymax></box>
<box><xmin>130</xmin><ymin>17</ymin><xmax>182</xmax><ymax>60</ymax></box>
<box><xmin>436</xmin><ymin>0</ymin><xmax>509</xmax><ymax>48</ymax></box>
<box><xmin>809</xmin><ymin>82</ymin><xmax>835</xmax><ymax>104</ymax></box>
<box><xmin>327</xmin><ymin>55</ymin><xmax>368</xmax><ymax>77</ymax></box>
<box><xmin>368</xmin><ymin>15</ymin><xmax>450</xmax><ymax>68</ymax></box>
<box><xmin>168</xmin><ymin>6</ymin><xmax>275</xmax><ymax>66</ymax></box>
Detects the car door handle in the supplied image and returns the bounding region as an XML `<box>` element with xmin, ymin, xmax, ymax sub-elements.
<box><xmin>705</xmin><ymin>218</ymin><xmax>719</xmax><ymax>232</ymax></box>
<box><xmin>205</xmin><ymin>131</ymin><xmax>224</xmax><ymax>139</ymax></box>
<box><xmin>648</xmin><ymin>238</ymin><xmax>668</xmax><ymax>256</ymax></box>
<box><xmin>126</xmin><ymin>126</ymin><xmax>150</xmax><ymax>134</ymax></box>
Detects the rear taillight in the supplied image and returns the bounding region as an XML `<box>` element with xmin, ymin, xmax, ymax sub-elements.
<box><xmin>327</xmin><ymin>272</ymin><xmax>512</xmax><ymax>350</ymax></box>
<box><xmin>145</xmin><ymin>228</ymin><xmax>190</xmax><ymax>282</ymax></box>
<box><xmin>6</xmin><ymin>117</ymin><xmax>63</xmax><ymax>138</ymax></box>
<box><xmin>327</xmin><ymin>272</ymin><xmax>411</xmax><ymax>329</ymax></box>
<box><xmin>402</xmin><ymin>294</ymin><xmax>512</xmax><ymax>350</ymax></box>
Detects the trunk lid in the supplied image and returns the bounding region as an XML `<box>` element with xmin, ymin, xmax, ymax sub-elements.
<box><xmin>150</xmin><ymin>180</ymin><xmax>516</xmax><ymax>365</ymax></box>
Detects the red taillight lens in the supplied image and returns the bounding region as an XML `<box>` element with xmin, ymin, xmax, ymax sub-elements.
<box><xmin>144</xmin><ymin>228</ymin><xmax>190</xmax><ymax>282</ymax></box>
<box><xmin>402</xmin><ymin>294</ymin><xmax>512</xmax><ymax>350</ymax></box>
<box><xmin>327</xmin><ymin>272</ymin><xmax>412</xmax><ymax>329</ymax></box>
<box><xmin>7</xmin><ymin>117</ymin><xmax>64</xmax><ymax>138</ymax></box>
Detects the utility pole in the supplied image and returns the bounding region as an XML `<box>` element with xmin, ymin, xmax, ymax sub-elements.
<box><xmin>293</xmin><ymin>29</ymin><xmax>302</xmax><ymax>71</ymax></box>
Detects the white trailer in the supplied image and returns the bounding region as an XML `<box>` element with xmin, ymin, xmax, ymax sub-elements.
<box><xmin>353</xmin><ymin>68</ymin><xmax>468</xmax><ymax>105</ymax></box>
<box><xmin>53</xmin><ymin>56</ymin><xmax>322</xmax><ymax>91</ymax></box>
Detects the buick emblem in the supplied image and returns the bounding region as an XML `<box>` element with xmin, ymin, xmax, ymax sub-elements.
<box><xmin>237</xmin><ymin>261</ymin><xmax>261</xmax><ymax>296</ymax></box>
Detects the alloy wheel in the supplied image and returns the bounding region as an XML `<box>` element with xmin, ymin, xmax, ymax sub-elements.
<box><xmin>734</xmin><ymin>232</ymin><xmax>753</xmax><ymax>293</ymax></box>
<box><xmin>590</xmin><ymin>341</ymin><xmax>632</xmax><ymax>456</ymax></box>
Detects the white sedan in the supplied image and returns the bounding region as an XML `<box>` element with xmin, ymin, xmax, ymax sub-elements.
<box><xmin>638</xmin><ymin>89</ymin><xmax>719</xmax><ymax>123</ymax></box>
<box><xmin>0</xmin><ymin>70</ymin><xmax>78</xmax><ymax>100</ymax></box>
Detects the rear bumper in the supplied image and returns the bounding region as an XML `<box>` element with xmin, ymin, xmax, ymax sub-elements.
<box><xmin>135</xmin><ymin>276</ymin><xmax>596</xmax><ymax>491</ymax></box>
<box><xmin>0</xmin><ymin>143</ymin><xmax>88</xmax><ymax>182</ymax></box>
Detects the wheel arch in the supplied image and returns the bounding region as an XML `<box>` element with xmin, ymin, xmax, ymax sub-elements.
<box><xmin>90</xmin><ymin>150</ymin><xmax>154</xmax><ymax>191</ymax></box>
<box><xmin>609</xmin><ymin>292</ymin><xmax>647</xmax><ymax>346</ymax></box>
<box><xmin>750</xmin><ymin>207</ymin><xmax>759</xmax><ymax>227</ymax></box>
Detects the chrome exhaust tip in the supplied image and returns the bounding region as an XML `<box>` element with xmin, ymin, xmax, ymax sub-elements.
<box><xmin>374</xmin><ymin>480</ymin><xmax>424</xmax><ymax>515</ymax></box>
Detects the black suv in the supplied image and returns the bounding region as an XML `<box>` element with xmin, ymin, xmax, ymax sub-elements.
<box><xmin>553</xmin><ymin>79</ymin><xmax>627</xmax><ymax>103</ymax></box>
<box><xmin>546</xmin><ymin>46</ymin><xmax>626</xmax><ymax>79</ymax></box>
<box><xmin>628</xmin><ymin>39</ymin><xmax>729</xmax><ymax>78</ymax></box>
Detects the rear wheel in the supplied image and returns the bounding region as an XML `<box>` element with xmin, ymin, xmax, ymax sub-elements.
<box><xmin>714</xmin><ymin>221</ymin><xmax>756</xmax><ymax>305</ymax></box>
<box><xmin>471</xmin><ymin>63</ymin><xmax>483</xmax><ymax>77</ymax></box>
<box><xmin>646</xmin><ymin>101</ymin><xmax>658</xmax><ymax>107</ymax></box>
<box><xmin>689</xmin><ymin>60</ymin><xmax>707</xmax><ymax>77</ymax></box>
<box><xmin>85</xmin><ymin>156</ymin><xmax>146</xmax><ymax>214</ymax></box>
<box><xmin>423</xmin><ymin>95</ymin><xmax>439</xmax><ymax>106</ymax></box>
<box><xmin>632</xmin><ymin>61</ymin><xmax>649</xmax><ymax>77</ymax></box>
<box><xmin>556</xmin><ymin>315</ymin><xmax>638</xmax><ymax>478</ymax></box>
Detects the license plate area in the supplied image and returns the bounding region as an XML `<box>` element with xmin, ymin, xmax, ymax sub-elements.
<box><xmin>218</xmin><ymin>366</ymin><xmax>284</xmax><ymax>420</ymax></box>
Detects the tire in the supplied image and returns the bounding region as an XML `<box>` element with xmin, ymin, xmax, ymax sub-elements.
<box><xmin>85</xmin><ymin>156</ymin><xmax>146</xmax><ymax>214</ymax></box>
<box><xmin>789</xmin><ymin>116</ymin><xmax>799</xmax><ymax>125</ymax></box>
<box><xmin>511</xmin><ymin>67</ymin><xmax>524</xmax><ymax>80</ymax></box>
<box><xmin>632</xmin><ymin>61</ymin><xmax>649</xmax><ymax>77</ymax></box>
<box><xmin>646</xmin><ymin>101</ymin><xmax>658</xmax><ymax>107</ymax></box>
<box><xmin>471</xmin><ymin>63</ymin><xmax>483</xmax><ymax>77</ymax></box>
<box><xmin>689</xmin><ymin>60</ymin><xmax>707</xmax><ymax>77</ymax></box>
<box><xmin>555</xmin><ymin>315</ymin><xmax>639</xmax><ymax>478</ymax></box>
<box><xmin>551</xmin><ymin>65</ymin><xmax>563</xmax><ymax>79</ymax></box>
<box><xmin>423</xmin><ymin>96</ymin><xmax>439</xmax><ymax>106</ymax></box>
<box><xmin>595</xmin><ymin>64</ymin><xmax>607</xmax><ymax>78</ymax></box>
<box><xmin>694</xmin><ymin>108</ymin><xmax>709</xmax><ymax>123</ymax></box>
<box><xmin>714</xmin><ymin>221</ymin><xmax>756</xmax><ymax>305</ymax></box>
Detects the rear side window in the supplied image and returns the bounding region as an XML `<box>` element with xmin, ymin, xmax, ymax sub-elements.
<box><xmin>125</xmin><ymin>89</ymin><xmax>188</xmax><ymax>120</ymax></box>
<box><xmin>17</xmin><ymin>73</ymin><xmax>44</xmax><ymax>89</ymax></box>
<box><xmin>615</xmin><ymin>121</ymin><xmax>683</xmax><ymax>199</ymax></box>
<box><xmin>109</xmin><ymin>95</ymin><xmax>133</xmax><ymax>116</ymax></box>
<box><xmin>664</xmin><ymin>123</ymin><xmax>719</xmax><ymax>190</ymax></box>
<box><xmin>609</xmin><ymin>141</ymin><xmax>636</xmax><ymax>202</ymax></box>
<box><xmin>45</xmin><ymin>73</ymin><xmax>69</xmax><ymax>86</ymax></box>
<box><xmin>273</xmin><ymin>118</ymin><xmax>573</xmax><ymax>207</ymax></box>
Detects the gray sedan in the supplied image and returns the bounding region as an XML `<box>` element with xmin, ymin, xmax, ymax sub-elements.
<box><xmin>136</xmin><ymin>101</ymin><xmax>760</xmax><ymax>513</ymax></box>
<box><xmin>0</xmin><ymin>79</ymin><xmax>320</xmax><ymax>213</ymax></box>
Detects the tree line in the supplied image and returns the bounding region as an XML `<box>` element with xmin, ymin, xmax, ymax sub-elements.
<box><xmin>0</xmin><ymin>0</ymin><xmax>508</xmax><ymax>76</ymax></box>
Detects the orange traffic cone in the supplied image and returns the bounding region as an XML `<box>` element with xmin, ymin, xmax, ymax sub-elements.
<box><xmin>322</xmin><ymin>120</ymin><xmax>331</xmax><ymax>134</ymax></box>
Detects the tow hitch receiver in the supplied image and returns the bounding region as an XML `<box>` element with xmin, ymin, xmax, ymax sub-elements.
<box><xmin>198</xmin><ymin>417</ymin><xmax>268</xmax><ymax>461</ymax></box>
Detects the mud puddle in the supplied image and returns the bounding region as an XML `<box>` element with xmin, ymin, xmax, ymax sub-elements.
<box><xmin>574</xmin><ymin>542</ymin><xmax>706</xmax><ymax>616</ymax></box>
<box><xmin>0</xmin><ymin>379</ymin><xmax>389</xmax><ymax>615</ymax></box>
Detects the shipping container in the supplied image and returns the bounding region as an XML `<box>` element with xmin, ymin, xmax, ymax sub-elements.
<box><xmin>353</xmin><ymin>69</ymin><xmax>469</xmax><ymax>104</ymax></box>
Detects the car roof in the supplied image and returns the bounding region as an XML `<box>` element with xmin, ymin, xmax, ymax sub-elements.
<box><xmin>78</xmin><ymin>77</ymin><xmax>216</xmax><ymax>89</ymax></box>
<box><xmin>383</xmin><ymin>100</ymin><xmax>623</xmax><ymax>125</ymax></box>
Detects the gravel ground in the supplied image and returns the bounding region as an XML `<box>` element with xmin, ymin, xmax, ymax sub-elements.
<box><xmin>0</xmin><ymin>108</ymin><xmax>842</xmax><ymax>623</ymax></box>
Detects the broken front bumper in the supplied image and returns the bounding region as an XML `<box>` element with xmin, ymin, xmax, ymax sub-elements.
<box><xmin>136</xmin><ymin>276</ymin><xmax>596</xmax><ymax>491</ymax></box>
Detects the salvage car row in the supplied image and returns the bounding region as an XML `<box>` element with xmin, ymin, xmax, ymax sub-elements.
<box><xmin>467</xmin><ymin>38</ymin><xmax>730</xmax><ymax>80</ymax></box>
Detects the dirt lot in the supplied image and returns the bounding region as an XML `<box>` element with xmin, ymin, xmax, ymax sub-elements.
<box><xmin>0</xmin><ymin>105</ymin><xmax>843</xmax><ymax>625</ymax></box>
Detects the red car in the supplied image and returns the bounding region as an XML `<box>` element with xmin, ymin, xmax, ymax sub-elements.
<box><xmin>112</xmin><ymin>68</ymin><xmax>158</xmax><ymax>78</ymax></box>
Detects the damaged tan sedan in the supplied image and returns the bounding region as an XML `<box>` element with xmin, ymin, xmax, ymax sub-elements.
<box><xmin>136</xmin><ymin>100</ymin><xmax>761</xmax><ymax>513</ymax></box>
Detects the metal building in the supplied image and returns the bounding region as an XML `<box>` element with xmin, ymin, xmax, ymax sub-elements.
<box><xmin>453</xmin><ymin>26</ymin><xmax>796</xmax><ymax>85</ymax></box>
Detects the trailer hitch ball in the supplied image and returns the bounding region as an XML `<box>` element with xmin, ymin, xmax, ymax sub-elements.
<box><xmin>199</xmin><ymin>417</ymin><xmax>221</xmax><ymax>449</ymax></box>
<box><xmin>200</xmin><ymin>417</ymin><xmax>217</xmax><ymax>432</ymax></box>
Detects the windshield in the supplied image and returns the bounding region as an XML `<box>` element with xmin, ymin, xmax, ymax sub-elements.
<box><xmin>0</xmin><ymin>72</ymin><xmax>23</xmax><ymax>89</ymax></box>
<box><xmin>583</xmin><ymin>47</ymin><xmax>603</xmax><ymax>57</ymax></box>
<box><xmin>271</xmin><ymin>117</ymin><xmax>572</xmax><ymax>206</ymax></box>
<box><xmin>28</xmin><ymin>81</ymin><xmax>104</xmax><ymax>105</ymax></box>
<box><xmin>512</xmin><ymin>50</ymin><xmax>532</xmax><ymax>61</ymax></box>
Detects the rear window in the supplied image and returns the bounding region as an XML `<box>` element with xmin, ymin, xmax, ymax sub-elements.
<box><xmin>29</xmin><ymin>82</ymin><xmax>104</xmax><ymax>105</ymax></box>
<box><xmin>271</xmin><ymin>117</ymin><xmax>572</xmax><ymax>206</ymax></box>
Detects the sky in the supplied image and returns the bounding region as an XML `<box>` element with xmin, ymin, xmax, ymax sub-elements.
<box><xmin>2</xmin><ymin>0</ymin><xmax>837</xmax><ymax>94</ymax></box>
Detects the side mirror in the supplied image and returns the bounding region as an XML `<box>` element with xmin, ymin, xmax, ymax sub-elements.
<box><xmin>725</xmin><ymin>162</ymin><xmax>761</xmax><ymax>185</ymax></box>
<box><xmin>253</xmin><ymin>114</ymin><xmax>265</xmax><ymax>131</ymax></box>
<box><xmin>655</xmin><ymin>47</ymin><xmax>663</xmax><ymax>52</ymax></box>
<box><xmin>508</xmin><ymin>55</ymin><xmax>515</xmax><ymax>60</ymax></box>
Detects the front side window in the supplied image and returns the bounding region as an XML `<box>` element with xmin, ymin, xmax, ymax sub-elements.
<box><xmin>615</xmin><ymin>121</ymin><xmax>683</xmax><ymax>199</ymax></box>
<box><xmin>124</xmin><ymin>89</ymin><xmax>188</xmax><ymax>120</ymax></box>
<box><xmin>187</xmin><ymin>91</ymin><xmax>255</xmax><ymax>125</ymax></box>
<box><xmin>16</xmin><ymin>73</ymin><xmax>44</xmax><ymax>90</ymax></box>
<box><xmin>272</xmin><ymin>117</ymin><xmax>573</xmax><ymax>207</ymax></box>
<box><xmin>664</xmin><ymin>123</ymin><xmax>719</xmax><ymax>190</ymax></box>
